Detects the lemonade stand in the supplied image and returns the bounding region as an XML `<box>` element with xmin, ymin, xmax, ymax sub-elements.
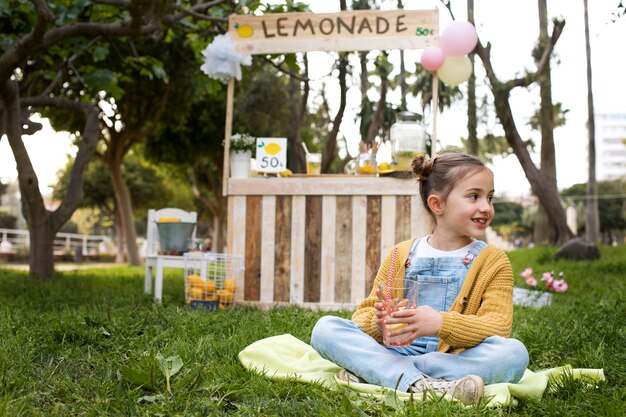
<box><xmin>203</xmin><ymin>8</ymin><xmax>475</xmax><ymax>310</ymax></box>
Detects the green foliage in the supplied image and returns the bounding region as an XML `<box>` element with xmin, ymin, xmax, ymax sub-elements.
<box><xmin>0</xmin><ymin>211</ymin><xmax>17</xmax><ymax>229</ymax></box>
<box><xmin>53</xmin><ymin>154</ymin><xmax>173</xmax><ymax>228</ymax></box>
<box><xmin>529</xmin><ymin>102</ymin><xmax>569</xmax><ymax>131</ymax></box>
<box><xmin>0</xmin><ymin>244</ymin><xmax>625</xmax><ymax>415</ymax></box>
<box><xmin>491</xmin><ymin>198</ymin><xmax>524</xmax><ymax>227</ymax></box>
<box><xmin>561</xmin><ymin>180</ymin><xmax>626</xmax><ymax>239</ymax></box>
<box><xmin>410</xmin><ymin>64</ymin><xmax>463</xmax><ymax>113</ymax></box>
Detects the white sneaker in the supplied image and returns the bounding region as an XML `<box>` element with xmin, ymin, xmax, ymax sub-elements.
<box><xmin>410</xmin><ymin>374</ymin><xmax>484</xmax><ymax>405</ymax></box>
<box><xmin>337</xmin><ymin>368</ymin><xmax>366</xmax><ymax>384</ymax></box>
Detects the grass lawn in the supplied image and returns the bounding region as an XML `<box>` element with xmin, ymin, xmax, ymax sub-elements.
<box><xmin>1</xmin><ymin>245</ymin><xmax>624</xmax><ymax>416</ymax></box>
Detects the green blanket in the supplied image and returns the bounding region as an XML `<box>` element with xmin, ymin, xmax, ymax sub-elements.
<box><xmin>238</xmin><ymin>334</ymin><xmax>605</xmax><ymax>407</ymax></box>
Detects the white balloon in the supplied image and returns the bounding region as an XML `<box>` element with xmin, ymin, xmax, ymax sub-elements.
<box><xmin>438</xmin><ymin>55</ymin><xmax>472</xmax><ymax>86</ymax></box>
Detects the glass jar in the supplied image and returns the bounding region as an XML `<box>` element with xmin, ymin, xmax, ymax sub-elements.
<box><xmin>357</xmin><ymin>153</ymin><xmax>377</xmax><ymax>175</ymax></box>
<box><xmin>390</xmin><ymin>111</ymin><xmax>428</xmax><ymax>171</ymax></box>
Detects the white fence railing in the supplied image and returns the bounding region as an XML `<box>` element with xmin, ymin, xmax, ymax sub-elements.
<box><xmin>0</xmin><ymin>228</ymin><xmax>115</xmax><ymax>257</ymax></box>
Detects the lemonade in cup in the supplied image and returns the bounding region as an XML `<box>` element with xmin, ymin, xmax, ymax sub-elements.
<box><xmin>378</xmin><ymin>280</ymin><xmax>419</xmax><ymax>347</ymax></box>
<box><xmin>306</xmin><ymin>153</ymin><xmax>322</xmax><ymax>175</ymax></box>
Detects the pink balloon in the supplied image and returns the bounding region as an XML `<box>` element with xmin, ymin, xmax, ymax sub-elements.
<box><xmin>420</xmin><ymin>46</ymin><xmax>445</xmax><ymax>72</ymax></box>
<box><xmin>440</xmin><ymin>21</ymin><xmax>478</xmax><ymax>56</ymax></box>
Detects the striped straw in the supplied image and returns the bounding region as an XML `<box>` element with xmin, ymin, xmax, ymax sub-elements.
<box><xmin>384</xmin><ymin>246</ymin><xmax>398</xmax><ymax>311</ymax></box>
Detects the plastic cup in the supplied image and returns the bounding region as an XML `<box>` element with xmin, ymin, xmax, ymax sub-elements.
<box><xmin>378</xmin><ymin>280</ymin><xmax>419</xmax><ymax>347</ymax></box>
<box><xmin>306</xmin><ymin>153</ymin><xmax>322</xmax><ymax>175</ymax></box>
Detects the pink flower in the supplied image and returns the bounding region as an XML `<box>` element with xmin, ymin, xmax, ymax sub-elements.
<box><xmin>541</xmin><ymin>271</ymin><xmax>554</xmax><ymax>290</ymax></box>
<box><xmin>552</xmin><ymin>279</ymin><xmax>569</xmax><ymax>293</ymax></box>
<box><xmin>520</xmin><ymin>267</ymin><xmax>534</xmax><ymax>280</ymax></box>
<box><xmin>525</xmin><ymin>276</ymin><xmax>538</xmax><ymax>287</ymax></box>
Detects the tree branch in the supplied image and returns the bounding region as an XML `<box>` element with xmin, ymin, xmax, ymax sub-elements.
<box><xmin>508</xmin><ymin>19</ymin><xmax>565</xmax><ymax>89</ymax></box>
<box><xmin>172</xmin><ymin>2</ymin><xmax>229</xmax><ymax>23</ymax></box>
<box><xmin>263</xmin><ymin>57</ymin><xmax>310</xmax><ymax>82</ymax></box>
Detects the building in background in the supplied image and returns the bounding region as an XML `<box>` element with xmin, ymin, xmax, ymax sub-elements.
<box><xmin>595</xmin><ymin>109</ymin><xmax>626</xmax><ymax>181</ymax></box>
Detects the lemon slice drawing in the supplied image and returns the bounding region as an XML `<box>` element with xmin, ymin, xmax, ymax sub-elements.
<box><xmin>235</xmin><ymin>23</ymin><xmax>254</xmax><ymax>38</ymax></box>
<box><xmin>264</xmin><ymin>142</ymin><xmax>282</xmax><ymax>155</ymax></box>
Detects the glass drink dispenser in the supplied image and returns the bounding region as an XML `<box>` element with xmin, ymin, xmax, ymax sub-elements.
<box><xmin>390</xmin><ymin>111</ymin><xmax>427</xmax><ymax>171</ymax></box>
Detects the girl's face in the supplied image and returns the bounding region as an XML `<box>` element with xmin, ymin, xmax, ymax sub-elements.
<box><xmin>435</xmin><ymin>168</ymin><xmax>495</xmax><ymax>242</ymax></box>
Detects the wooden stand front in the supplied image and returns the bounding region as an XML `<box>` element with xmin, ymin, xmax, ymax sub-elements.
<box><xmin>226</xmin><ymin>175</ymin><xmax>434</xmax><ymax>310</ymax></box>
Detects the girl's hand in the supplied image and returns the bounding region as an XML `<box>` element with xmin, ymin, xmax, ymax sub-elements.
<box><xmin>374</xmin><ymin>301</ymin><xmax>388</xmax><ymax>332</ymax></box>
<box><xmin>384</xmin><ymin>305</ymin><xmax>443</xmax><ymax>345</ymax></box>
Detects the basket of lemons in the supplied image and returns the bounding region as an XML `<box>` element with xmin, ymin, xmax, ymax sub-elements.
<box><xmin>183</xmin><ymin>253</ymin><xmax>243</xmax><ymax>311</ymax></box>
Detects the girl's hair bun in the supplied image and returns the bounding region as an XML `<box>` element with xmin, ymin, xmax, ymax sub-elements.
<box><xmin>411</xmin><ymin>152</ymin><xmax>433</xmax><ymax>182</ymax></box>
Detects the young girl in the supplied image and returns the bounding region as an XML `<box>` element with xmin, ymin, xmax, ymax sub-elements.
<box><xmin>310</xmin><ymin>152</ymin><xmax>528</xmax><ymax>405</ymax></box>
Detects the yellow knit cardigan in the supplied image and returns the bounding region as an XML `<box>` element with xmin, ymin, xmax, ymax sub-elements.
<box><xmin>351</xmin><ymin>239</ymin><xmax>514</xmax><ymax>353</ymax></box>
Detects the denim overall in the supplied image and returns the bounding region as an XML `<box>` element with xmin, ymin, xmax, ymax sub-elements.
<box><xmin>311</xmin><ymin>238</ymin><xmax>528</xmax><ymax>392</ymax></box>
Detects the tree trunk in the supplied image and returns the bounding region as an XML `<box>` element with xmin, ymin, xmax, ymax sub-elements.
<box><xmin>491</xmin><ymin>87</ymin><xmax>573</xmax><ymax>243</ymax></box>
<box><xmin>474</xmin><ymin>21</ymin><xmax>574</xmax><ymax>244</ymax></box>
<box><xmin>114</xmin><ymin>209</ymin><xmax>125</xmax><ymax>263</ymax></box>
<box><xmin>29</xmin><ymin>223</ymin><xmax>56</xmax><ymax>277</ymax></box>
<box><xmin>398</xmin><ymin>0</ymin><xmax>407</xmax><ymax>110</ymax></box>
<box><xmin>322</xmin><ymin>0</ymin><xmax>349</xmax><ymax>172</ymax></box>
<box><xmin>322</xmin><ymin>52</ymin><xmax>348</xmax><ymax>172</ymax></box>
<box><xmin>365</xmin><ymin>55</ymin><xmax>389</xmax><ymax>144</ymax></box>
<box><xmin>108</xmin><ymin>160</ymin><xmax>141</xmax><ymax>265</ymax></box>
<box><xmin>583</xmin><ymin>0</ymin><xmax>600</xmax><ymax>242</ymax></box>
<box><xmin>467</xmin><ymin>0</ymin><xmax>478</xmax><ymax>155</ymax></box>
<box><xmin>292</xmin><ymin>53</ymin><xmax>310</xmax><ymax>173</ymax></box>
<box><xmin>1</xmin><ymin>80</ymin><xmax>99</xmax><ymax>278</ymax></box>
<box><xmin>534</xmin><ymin>0</ymin><xmax>559</xmax><ymax>244</ymax></box>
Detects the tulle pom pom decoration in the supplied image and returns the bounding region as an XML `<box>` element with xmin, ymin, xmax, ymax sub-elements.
<box><xmin>200</xmin><ymin>34</ymin><xmax>252</xmax><ymax>81</ymax></box>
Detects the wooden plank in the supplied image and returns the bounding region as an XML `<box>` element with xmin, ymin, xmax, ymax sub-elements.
<box><xmin>366</xmin><ymin>196</ymin><xmax>382</xmax><ymax>293</ymax></box>
<box><xmin>395</xmin><ymin>195</ymin><xmax>412</xmax><ymax>242</ymax></box>
<box><xmin>380</xmin><ymin>196</ymin><xmax>396</xmax><ymax>265</ymax></box>
<box><xmin>334</xmin><ymin>196</ymin><xmax>352</xmax><ymax>303</ymax></box>
<box><xmin>229</xmin><ymin>9</ymin><xmax>439</xmax><ymax>54</ymax></box>
<box><xmin>228</xmin><ymin>176</ymin><xmax>419</xmax><ymax>196</ymax></box>
<box><xmin>229</xmin><ymin>196</ymin><xmax>246</xmax><ymax>302</ymax></box>
<box><xmin>320</xmin><ymin>196</ymin><xmax>336</xmax><ymax>304</ymax></box>
<box><xmin>259</xmin><ymin>196</ymin><xmax>276</xmax><ymax>303</ymax></box>
<box><xmin>351</xmin><ymin>196</ymin><xmax>367</xmax><ymax>304</ymax></box>
<box><xmin>245</xmin><ymin>196</ymin><xmax>262</xmax><ymax>301</ymax></box>
<box><xmin>222</xmin><ymin>77</ymin><xmax>235</xmax><ymax>197</ymax></box>
<box><xmin>274</xmin><ymin>196</ymin><xmax>292</xmax><ymax>302</ymax></box>
<box><xmin>304</xmin><ymin>196</ymin><xmax>322</xmax><ymax>303</ymax></box>
<box><xmin>290</xmin><ymin>196</ymin><xmax>306</xmax><ymax>304</ymax></box>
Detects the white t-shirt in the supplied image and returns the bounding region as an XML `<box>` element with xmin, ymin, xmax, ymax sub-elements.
<box><xmin>411</xmin><ymin>236</ymin><xmax>476</xmax><ymax>260</ymax></box>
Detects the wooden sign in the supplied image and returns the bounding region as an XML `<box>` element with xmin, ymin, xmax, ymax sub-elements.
<box><xmin>229</xmin><ymin>9</ymin><xmax>439</xmax><ymax>55</ymax></box>
<box><xmin>255</xmin><ymin>138</ymin><xmax>287</xmax><ymax>173</ymax></box>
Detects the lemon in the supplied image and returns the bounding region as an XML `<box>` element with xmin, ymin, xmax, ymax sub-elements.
<box><xmin>217</xmin><ymin>289</ymin><xmax>235</xmax><ymax>303</ymax></box>
<box><xmin>387</xmin><ymin>322</ymin><xmax>408</xmax><ymax>331</ymax></box>
<box><xmin>279</xmin><ymin>169</ymin><xmax>293</xmax><ymax>177</ymax></box>
<box><xmin>235</xmin><ymin>23</ymin><xmax>254</xmax><ymax>38</ymax></box>
<box><xmin>204</xmin><ymin>280</ymin><xmax>216</xmax><ymax>293</ymax></box>
<box><xmin>223</xmin><ymin>279</ymin><xmax>237</xmax><ymax>292</ymax></box>
<box><xmin>264</xmin><ymin>142</ymin><xmax>281</xmax><ymax>155</ymax></box>
<box><xmin>187</xmin><ymin>274</ymin><xmax>204</xmax><ymax>287</ymax></box>
<box><xmin>378</xmin><ymin>162</ymin><xmax>391</xmax><ymax>170</ymax></box>
<box><xmin>188</xmin><ymin>286</ymin><xmax>204</xmax><ymax>300</ymax></box>
<box><xmin>158</xmin><ymin>217</ymin><xmax>181</xmax><ymax>223</ymax></box>
<box><xmin>358</xmin><ymin>164</ymin><xmax>376</xmax><ymax>174</ymax></box>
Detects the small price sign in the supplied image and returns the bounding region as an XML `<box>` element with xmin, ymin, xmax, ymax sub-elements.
<box><xmin>256</xmin><ymin>137</ymin><xmax>287</xmax><ymax>173</ymax></box>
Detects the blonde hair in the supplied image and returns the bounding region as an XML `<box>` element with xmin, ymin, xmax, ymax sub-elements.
<box><xmin>412</xmin><ymin>152</ymin><xmax>490</xmax><ymax>215</ymax></box>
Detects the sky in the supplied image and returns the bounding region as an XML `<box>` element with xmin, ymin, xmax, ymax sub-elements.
<box><xmin>1</xmin><ymin>0</ymin><xmax>625</xmax><ymax>198</ymax></box>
